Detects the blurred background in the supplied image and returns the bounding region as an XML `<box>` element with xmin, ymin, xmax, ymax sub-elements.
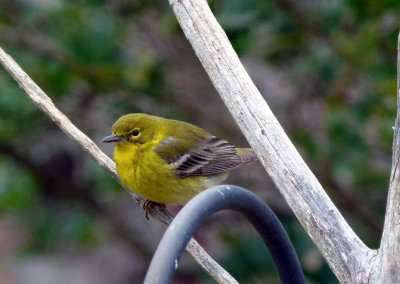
<box><xmin>0</xmin><ymin>0</ymin><xmax>399</xmax><ymax>283</ymax></box>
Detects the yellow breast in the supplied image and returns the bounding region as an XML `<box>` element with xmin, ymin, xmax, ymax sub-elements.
<box><xmin>113</xmin><ymin>140</ymin><xmax>226</xmax><ymax>205</ymax></box>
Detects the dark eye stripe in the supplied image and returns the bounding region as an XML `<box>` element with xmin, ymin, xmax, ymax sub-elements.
<box><xmin>132</xmin><ymin>129</ymin><xmax>140</xmax><ymax>136</ymax></box>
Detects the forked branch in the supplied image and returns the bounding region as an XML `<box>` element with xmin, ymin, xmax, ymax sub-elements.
<box><xmin>3</xmin><ymin>1</ymin><xmax>400</xmax><ymax>281</ymax></box>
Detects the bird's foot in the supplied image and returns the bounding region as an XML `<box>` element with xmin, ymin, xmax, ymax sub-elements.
<box><xmin>141</xmin><ymin>199</ymin><xmax>166</xmax><ymax>220</ymax></box>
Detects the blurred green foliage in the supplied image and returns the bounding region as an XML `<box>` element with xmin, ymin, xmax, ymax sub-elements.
<box><xmin>0</xmin><ymin>0</ymin><xmax>399</xmax><ymax>282</ymax></box>
<box><xmin>0</xmin><ymin>158</ymin><xmax>38</xmax><ymax>215</ymax></box>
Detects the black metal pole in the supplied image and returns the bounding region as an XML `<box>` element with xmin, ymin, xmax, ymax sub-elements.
<box><xmin>143</xmin><ymin>185</ymin><xmax>306</xmax><ymax>284</ymax></box>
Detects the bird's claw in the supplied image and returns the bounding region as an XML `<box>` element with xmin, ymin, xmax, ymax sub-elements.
<box><xmin>141</xmin><ymin>200</ymin><xmax>166</xmax><ymax>220</ymax></box>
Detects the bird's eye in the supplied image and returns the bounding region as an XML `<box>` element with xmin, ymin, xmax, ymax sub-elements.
<box><xmin>132</xmin><ymin>129</ymin><xmax>140</xmax><ymax>136</ymax></box>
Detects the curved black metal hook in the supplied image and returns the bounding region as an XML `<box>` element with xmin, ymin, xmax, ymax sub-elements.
<box><xmin>143</xmin><ymin>185</ymin><xmax>306</xmax><ymax>284</ymax></box>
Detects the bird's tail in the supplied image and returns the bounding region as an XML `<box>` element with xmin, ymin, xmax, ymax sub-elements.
<box><xmin>236</xmin><ymin>148</ymin><xmax>258</xmax><ymax>163</ymax></box>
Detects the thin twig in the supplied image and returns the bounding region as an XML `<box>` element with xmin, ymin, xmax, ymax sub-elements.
<box><xmin>0</xmin><ymin>46</ymin><xmax>238</xmax><ymax>284</ymax></box>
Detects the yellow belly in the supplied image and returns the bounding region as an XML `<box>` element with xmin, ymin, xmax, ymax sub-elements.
<box><xmin>114</xmin><ymin>141</ymin><xmax>228</xmax><ymax>205</ymax></box>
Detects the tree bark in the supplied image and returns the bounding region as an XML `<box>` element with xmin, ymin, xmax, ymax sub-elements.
<box><xmin>369</xmin><ymin>33</ymin><xmax>400</xmax><ymax>284</ymax></box>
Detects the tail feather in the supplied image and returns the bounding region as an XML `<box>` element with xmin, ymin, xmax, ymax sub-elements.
<box><xmin>236</xmin><ymin>148</ymin><xmax>257</xmax><ymax>163</ymax></box>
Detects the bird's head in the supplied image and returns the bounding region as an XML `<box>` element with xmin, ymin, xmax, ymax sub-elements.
<box><xmin>102</xmin><ymin>113</ymin><xmax>157</xmax><ymax>145</ymax></box>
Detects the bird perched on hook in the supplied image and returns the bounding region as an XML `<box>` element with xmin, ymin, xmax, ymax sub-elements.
<box><xmin>102</xmin><ymin>113</ymin><xmax>257</xmax><ymax>218</ymax></box>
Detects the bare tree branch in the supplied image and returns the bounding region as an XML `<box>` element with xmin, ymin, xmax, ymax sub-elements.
<box><xmin>0</xmin><ymin>46</ymin><xmax>238</xmax><ymax>284</ymax></box>
<box><xmin>168</xmin><ymin>0</ymin><xmax>379</xmax><ymax>282</ymax></box>
<box><xmin>372</xmin><ymin>32</ymin><xmax>400</xmax><ymax>283</ymax></box>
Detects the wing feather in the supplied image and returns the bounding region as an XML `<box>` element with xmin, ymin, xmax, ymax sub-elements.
<box><xmin>154</xmin><ymin>136</ymin><xmax>256</xmax><ymax>178</ymax></box>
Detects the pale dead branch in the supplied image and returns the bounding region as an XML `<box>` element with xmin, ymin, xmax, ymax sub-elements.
<box><xmin>0</xmin><ymin>46</ymin><xmax>238</xmax><ymax>284</ymax></box>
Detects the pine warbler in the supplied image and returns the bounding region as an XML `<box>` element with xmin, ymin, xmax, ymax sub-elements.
<box><xmin>102</xmin><ymin>113</ymin><xmax>256</xmax><ymax>216</ymax></box>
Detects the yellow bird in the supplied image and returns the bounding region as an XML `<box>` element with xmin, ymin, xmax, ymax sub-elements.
<box><xmin>102</xmin><ymin>113</ymin><xmax>256</xmax><ymax>216</ymax></box>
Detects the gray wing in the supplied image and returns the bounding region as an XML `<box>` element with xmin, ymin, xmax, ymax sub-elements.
<box><xmin>154</xmin><ymin>136</ymin><xmax>255</xmax><ymax>177</ymax></box>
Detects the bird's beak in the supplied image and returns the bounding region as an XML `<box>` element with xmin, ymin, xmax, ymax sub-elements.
<box><xmin>102</xmin><ymin>134</ymin><xmax>125</xmax><ymax>143</ymax></box>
